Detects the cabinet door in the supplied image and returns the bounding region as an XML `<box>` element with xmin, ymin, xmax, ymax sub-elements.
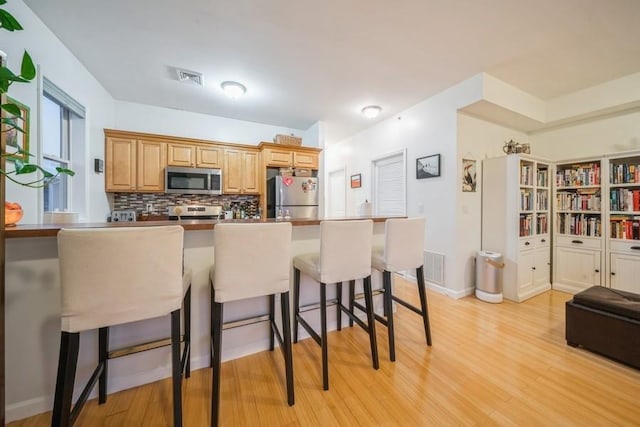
<box><xmin>242</xmin><ymin>151</ymin><xmax>260</xmax><ymax>194</ymax></box>
<box><xmin>555</xmin><ymin>247</ymin><xmax>601</xmax><ymax>291</ymax></box>
<box><xmin>293</xmin><ymin>151</ymin><xmax>318</xmax><ymax>169</ymax></box>
<box><xmin>609</xmin><ymin>253</ymin><xmax>640</xmax><ymax>293</ymax></box>
<box><xmin>263</xmin><ymin>148</ymin><xmax>292</xmax><ymax>167</ymax></box>
<box><xmin>167</xmin><ymin>143</ymin><xmax>195</xmax><ymax>167</ymax></box>
<box><xmin>137</xmin><ymin>140</ymin><xmax>166</xmax><ymax>192</ymax></box>
<box><xmin>533</xmin><ymin>247</ymin><xmax>550</xmax><ymax>287</ymax></box>
<box><xmin>197</xmin><ymin>145</ymin><xmax>222</xmax><ymax>168</ymax></box>
<box><xmin>223</xmin><ymin>149</ymin><xmax>243</xmax><ymax>194</ymax></box>
<box><xmin>517</xmin><ymin>250</ymin><xmax>534</xmax><ymax>291</ymax></box>
<box><xmin>105</xmin><ymin>137</ymin><xmax>136</xmax><ymax>191</ymax></box>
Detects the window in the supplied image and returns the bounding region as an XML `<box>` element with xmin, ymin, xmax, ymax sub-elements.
<box><xmin>372</xmin><ymin>151</ymin><xmax>406</xmax><ymax>216</ymax></box>
<box><xmin>41</xmin><ymin>78</ymin><xmax>86</xmax><ymax>216</ymax></box>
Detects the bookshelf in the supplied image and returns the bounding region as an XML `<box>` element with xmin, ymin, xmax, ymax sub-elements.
<box><xmin>553</xmin><ymin>157</ymin><xmax>603</xmax><ymax>293</ymax></box>
<box><xmin>482</xmin><ymin>155</ymin><xmax>551</xmax><ymax>302</ymax></box>
<box><xmin>606</xmin><ymin>152</ymin><xmax>640</xmax><ymax>293</ymax></box>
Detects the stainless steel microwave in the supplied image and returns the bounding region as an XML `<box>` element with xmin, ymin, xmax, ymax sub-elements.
<box><xmin>165</xmin><ymin>166</ymin><xmax>222</xmax><ymax>195</ymax></box>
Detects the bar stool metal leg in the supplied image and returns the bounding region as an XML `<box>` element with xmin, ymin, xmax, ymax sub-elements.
<box><xmin>293</xmin><ymin>268</ymin><xmax>301</xmax><ymax>343</ymax></box>
<box><xmin>280</xmin><ymin>291</ymin><xmax>295</xmax><ymax>406</ymax></box>
<box><xmin>183</xmin><ymin>286</ymin><xmax>191</xmax><ymax>378</ymax></box>
<box><xmin>363</xmin><ymin>276</ymin><xmax>380</xmax><ymax>370</ymax></box>
<box><xmin>348</xmin><ymin>280</ymin><xmax>355</xmax><ymax>327</ymax></box>
<box><xmin>269</xmin><ymin>294</ymin><xmax>276</xmax><ymax>351</ymax></box>
<box><xmin>171</xmin><ymin>309</ymin><xmax>183</xmax><ymax>427</ymax></box>
<box><xmin>416</xmin><ymin>266</ymin><xmax>432</xmax><ymax>346</ymax></box>
<box><xmin>336</xmin><ymin>282</ymin><xmax>342</xmax><ymax>331</ymax></box>
<box><xmin>382</xmin><ymin>271</ymin><xmax>396</xmax><ymax>361</ymax></box>
<box><xmin>52</xmin><ymin>332</ymin><xmax>79</xmax><ymax>427</ymax></box>
<box><xmin>98</xmin><ymin>327</ymin><xmax>108</xmax><ymax>404</ymax></box>
<box><xmin>320</xmin><ymin>283</ymin><xmax>329</xmax><ymax>390</ymax></box>
<box><xmin>211</xmin><ymin>301</ymin><xmax>223</xmax><ymax>427</ymax></box>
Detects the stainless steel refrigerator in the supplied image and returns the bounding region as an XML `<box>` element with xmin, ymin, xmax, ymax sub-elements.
<box><xmin>267</xmin><ymin>176</ymin><xmax>319</xmax><ymax>219</ymax></box>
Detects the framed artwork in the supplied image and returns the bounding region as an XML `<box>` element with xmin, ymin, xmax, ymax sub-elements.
<box><xmin>462</xmin><ymin>158</ymin><xmax>477</xmax><ymax>192</ymax></box>
<box><xmin>350</xmin><ymin>173</ymin><xmax>362</xmax><ymax>188</ymax></box>
<box><xmin>416</xmin><ymin>154</ymin><xmax>440</xmax><ymax>179</ymax></box>
<box><xmin>5</xmin><ymin>96</ymin><xmax>30</xmax><ymax>161</ymax></box>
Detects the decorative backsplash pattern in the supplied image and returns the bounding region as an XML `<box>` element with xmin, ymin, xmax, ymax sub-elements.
<box><xmin>112</xmin><ymin>193</ymin><xmax>259</xmax><ymax>216</ymax></box>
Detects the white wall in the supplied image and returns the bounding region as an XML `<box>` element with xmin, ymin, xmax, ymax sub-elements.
<box><xmin>531</xmin><ymin>110</ymin><xmax>640</xmax><ymax>160</ymax></box>
<box><xmin>325</xmin><ymin>75</ymin><xmax>484</xmax><ymax>297</ymax></box>
<box><xmin>114</xmin><ymin>101</ymin><xmax>306</xmax><ymax>146</ymax></box>
<box><xmin>2</xmin><ymin>0</ymin><xmax>115</xmax><ymax>223</ymax></box>
<box><xmin>456</xmin><ymin>114</ymin><xmax>530</xmax><ymax>292</ymax></box>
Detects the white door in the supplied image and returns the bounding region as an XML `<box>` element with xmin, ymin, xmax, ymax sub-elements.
<box><xmin>555</xmin><ymin>247</ymin><xmax>601</xmax><ymax>292</ymax></box>
<box><xmin>372</xmin><ymin>151</ymin><xmax>406</xmax><ymax>216</ymax></box>
<box><xmin>327</xmin><ymin>168</ymin><xmax>346</xmax><ymax>218</ymax></box>
<box><xmin>517</xmin><ymin>250</ymin><xmax>534</xmax><ymax>291</ymax></box>
<box><xmin>533</xmin><ymin>247</ymin><xmax>551</xmax><ymax>287</ymax></box>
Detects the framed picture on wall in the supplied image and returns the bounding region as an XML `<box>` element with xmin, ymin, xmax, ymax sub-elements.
<box><xmin>4</xmin><ymin>96</ymin><xmax>30</xmax><ymax>161</ymax></box>
<box><xmin>462</xmin><ymin>158</ymin><xmax>477</xmax><ymax>192</ymax></box>
<box><xmin>350</xmin><ymin>173</ymin><xmax>362</xmax><ymax>188</ymax></box>
<box><xmin>416</xmin><ymin>154</ymin><xmax>440</xmax><ymax>179</ymax></box>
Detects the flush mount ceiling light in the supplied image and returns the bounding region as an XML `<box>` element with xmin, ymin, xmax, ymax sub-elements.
<box><xmin>361</xmin><ymin>105</ymin><xmax>382</xmax><ymax>119</ymax></box>
<box><xmin>221</xmin><ymin>81</ymin><xmax>247</xmax><ymax>99</ymax></box>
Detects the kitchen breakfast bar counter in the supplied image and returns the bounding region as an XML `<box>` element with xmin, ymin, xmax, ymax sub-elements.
<box><xmin>4</xmin><ymin>217</ymin><xmax>395</xmax><ymax>422</ymax></box>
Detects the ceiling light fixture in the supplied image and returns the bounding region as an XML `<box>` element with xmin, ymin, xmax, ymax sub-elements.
<box><xmin>221</xmin><ymin>81</ymin><xmax>247</xmax><ymax>99</ymax></box>
<box><xmin>361</xmin><ymin>105</ymin><xmax>382</xmax><ymax>119</ymax></box>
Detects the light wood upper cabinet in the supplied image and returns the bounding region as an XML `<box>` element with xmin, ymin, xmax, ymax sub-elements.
<box><xmin>223</xmin><ymin>148</ymin><xmax>260</xmax><ymax>194</ymax></box>
<box><xmin>263</xmin><ymin>148</ymin><xmax>293</xmax><ymax>167</ymax></box>
<box><xmin>242</xmin><ymin>151</ymin><xmax>260</xmax><ymax>194</ymax></box>
<box><xmin>137</xmin><ymin>140</ymin><xmax>167</xmax><ymax>192</ymax></box>
<box><xmin>167</xmin><ymin>143</ymin><xmax>195</xmax><ymax>167</ymax></box>
<box><xmin>197</xmin><ymin>145</ymin><xmax>222</xmax><ymax>168</ymax></box>
<box><xmin>106</xmin><ymin>137</ymin><xmax>137</xmax><ymax>191</ymax></box>
<box><xmin>293</xmin><ymin>151</ymin><xmax>318</xmax><ymax>169</ymax></box>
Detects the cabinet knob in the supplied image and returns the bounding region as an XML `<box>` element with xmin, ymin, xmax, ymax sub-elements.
<box><xmin>541</xmin><ymin>239</ymin><xmax>546</xmax><ymax>243</ymax></box>
<box><xmin>631</xmin><ymin>246</ymin><xmax>640</xmax><ymax>250</ymax></box>
<box><xmin>611</xmin><ymin>272</ymin><xmax>616</xmax><ymax>276</ymax></box>
<box><xmin>571</xmin><ymin>240</ymin><xmax>583</xmax><ymax>244</ymax></box>
<box><xmin>525</xmin><ymin>241</ymin><xmax>530</xmax><ymax>246</ymax></box>
<box><xmin>532</xmin><ymin>267</ymin><xmax>536</xmax><ymax>270</ymax></box>
<box><xmin>595</xmin><ymin>269</ymin><xmax>599</xmax><ymax>273</ymax></box>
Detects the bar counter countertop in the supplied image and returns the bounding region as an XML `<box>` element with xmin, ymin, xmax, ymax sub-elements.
<box><xmin>5</xmin><ymin>216</ymin><xmax>397</xmax><ymax>238</ymax></box>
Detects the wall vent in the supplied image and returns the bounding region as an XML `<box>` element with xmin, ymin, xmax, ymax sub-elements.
<box><xmin>176</xmin><ymin>69</ymin><xmax>203</xmax><ymax>86</ymax></box>
<box><xmin>423</xmin><ymin>251</ymin><xmax>445</xmax><ymax>286</ymax></box>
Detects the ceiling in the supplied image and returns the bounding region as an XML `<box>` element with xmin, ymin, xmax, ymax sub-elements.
<box><xmin>24</xmin><ymin>0</ymin><xmax>640</xmax><ymax>143</ymax></box>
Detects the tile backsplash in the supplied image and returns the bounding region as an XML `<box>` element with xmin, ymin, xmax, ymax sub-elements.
<box><xmin>112</xmin><ymin>193</ymin><xmax>259</xmax><ymax>216</ymax></box>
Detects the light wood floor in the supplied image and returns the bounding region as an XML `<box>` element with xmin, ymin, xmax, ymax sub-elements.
<box><xmin>10</xmin><ymin>278</ymin><xmax>640</xmax><ymax>426</ymax></box>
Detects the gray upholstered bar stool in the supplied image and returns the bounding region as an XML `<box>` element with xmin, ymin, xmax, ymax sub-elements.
<box><xmin>293</xmin><ymin>219</ymin><xmax>378</xmax><ymax>391</ymax></box>
<box><xmin>368</xmin><ymin>217</ymin><xmax>431</xmax><ymax>361</ymax></box>
<box><xmin>210</xmin><ymin>222</ymin><xmax>294</xmax><ymax>427</ymax></box>
<box><xmin>53</xmin><ymin>226</ymin><xmax>191</xmax><ymax>427</ymax></box>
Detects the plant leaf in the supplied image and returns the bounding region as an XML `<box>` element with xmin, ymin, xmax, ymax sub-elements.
<box><xmin>0</xmin><ymin>9</ymin><xmax>23</xmax><ymax>31</ymax></box>
<box><xmin>20</xmin><ymin>51</ymin><xmax>35</xmax><ymax>80</ymax></box>
<box><xmin>0</xmin><ymin>1</ymin><xmax>8</xmax><ymax>6</ymax></box>
<box><xmin>14</xmin><ymin>163</ymin><xmax>37</xmax><ymax>174</ymax></box>
<box><xmin>56</xmin><ymin>167</ymin><xmax>75</xmax><ymax>176</ymax></box>
<box><xmin>1</xmin><ymin>102</ymin><xmax>20</xmax><ymax>116</ymax></box>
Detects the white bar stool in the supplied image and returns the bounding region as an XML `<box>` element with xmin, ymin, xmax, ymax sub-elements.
<box><xmin>210</xmin><ymin>222</ymin><xmax>294</xmax><ymax>427</ymax></box>
<box><xmin>369</xmin><ymin>217</ymin><xmax>431</xmax><ymax>361</ymax></box>
<box><xmin>53</xmin><ymin>226</ymin><xmax>191</xmax><ymax>427</ymax></box>
<box><xmin>293</xmin><ymin>219</ymin><xmax>378</xmax><ymax>391</ymax></box>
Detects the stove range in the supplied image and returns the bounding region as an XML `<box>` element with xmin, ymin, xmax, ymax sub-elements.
<box><xmin>168</xmin><ymin>205</ymin><xmax>222</xmax><ymax>220</ymax></box>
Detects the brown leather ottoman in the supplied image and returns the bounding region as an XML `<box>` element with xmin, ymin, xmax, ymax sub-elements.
<box><xmin>566</xmin><ymin>286</ymin><xmax>640</xmax><ymax>370</ymax></box>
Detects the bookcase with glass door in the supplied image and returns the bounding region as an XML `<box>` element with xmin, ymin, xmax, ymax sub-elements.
<box><xmin>553</xmin><ymin>157</ymin><xmax>604</xmax><ymax>293</ymax></box>
<box><xmin>606</xmin><ymin>151</ymin><xmax>640</xmax><ymax>294</ymax></box>
<box><xmin>482</xmin><ymin>155</ymin><xmax>552</xmax><ymax>302</ymax></box>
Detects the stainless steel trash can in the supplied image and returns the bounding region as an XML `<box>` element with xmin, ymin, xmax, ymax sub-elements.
<box><xmin>475</xmin><ymin>251</ymin><xmax>504</xmax><ymax>303</ymax></box>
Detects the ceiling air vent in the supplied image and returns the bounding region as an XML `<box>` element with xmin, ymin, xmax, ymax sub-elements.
<box><xmin>176</xmin><ymin>69</ymin><xmax>203</xmax><ymax>86</ymax></box>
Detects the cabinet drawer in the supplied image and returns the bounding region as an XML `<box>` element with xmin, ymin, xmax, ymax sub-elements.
<box><xmin>519</xmin><ymin>237</ymin><xmax>537</xmax><ymax>251</ymax></box>
<box><xmin>555</xmin><ymin>235</ymin><xmax>601</xmax><ymax>250</ymax></box>
<box><xmin>609</xmin><ymin>239</ymin><xmax>640</xmax><ymax>254</ymax></box>
<box><xmin>293</xmin><ymin>151</ymin><xmax>318</xmax><ymax>169</ymax></box>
